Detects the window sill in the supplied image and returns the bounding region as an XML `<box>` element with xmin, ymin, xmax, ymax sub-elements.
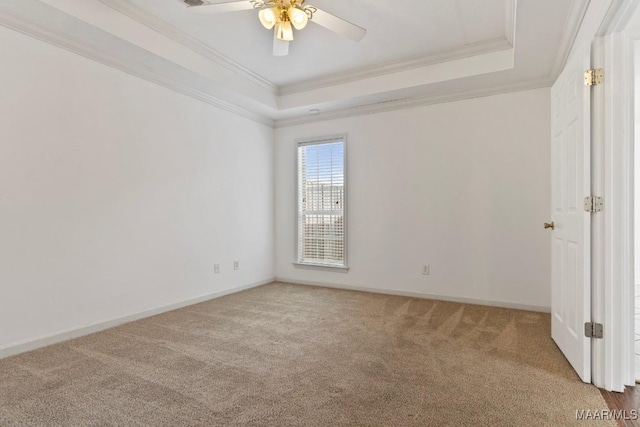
<box><xmin>293</xmin><ymin>262</ymin><xmax>350</xmax><ymax>273</ymax></box>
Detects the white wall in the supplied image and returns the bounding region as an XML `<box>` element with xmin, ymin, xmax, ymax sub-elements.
<box><xmin>0</xmin><ymin>26</ymin><xmax>274</xmax><ymax>352</ymax></box>
<box><xmin>275</xmin><ymin>88</ymin><xmax>551</xmax><ymax>311</ymax></box>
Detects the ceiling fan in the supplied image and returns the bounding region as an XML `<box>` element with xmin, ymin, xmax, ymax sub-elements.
<box><xmin>183</xmin><ymin>0</ymin><xmax>367</xmax><ymax>57</ymax></box>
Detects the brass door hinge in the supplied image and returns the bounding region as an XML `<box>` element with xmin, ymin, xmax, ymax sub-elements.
<box><xmin>584</xmin><ymin>69</ymin><xmax>604</xmax><ymax>86</ymax></box>
<box><xmin>584</xmin><ymin>196</ymin><xmax>603</xmax><ymax>213</ymax></box>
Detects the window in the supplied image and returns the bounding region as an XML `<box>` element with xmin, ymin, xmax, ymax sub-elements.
<box><xmin>296</xmin><ymin>135</ymin><xmax>347</xmax><ymax>270</ymax></box>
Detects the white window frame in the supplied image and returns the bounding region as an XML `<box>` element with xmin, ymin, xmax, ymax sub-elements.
<box><xmin>294</xmin><ymin>134</ymin><xmax>349</xmax><ymax>272</ymax></box>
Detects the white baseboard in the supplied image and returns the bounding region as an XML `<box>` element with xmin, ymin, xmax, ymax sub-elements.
<box><xmin>275</xmin><ymin>277</ymin><xmax>551</xmax><ymax>313</ymax></box>
<box><xmin>0</xmin><ymin>278</ymin><xmax>274</xmax><ymax>360</ymax></box>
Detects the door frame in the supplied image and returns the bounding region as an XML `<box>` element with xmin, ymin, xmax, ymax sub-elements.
<box><xmin>591</xmin><ymin>0</ymin><xmax>640</xmax><ymax>392</ymax></box>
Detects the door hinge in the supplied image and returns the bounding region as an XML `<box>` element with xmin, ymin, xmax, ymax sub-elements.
<box><xmin>585</xmin><ymin>322</ymin><xmax>604</xmax><ymax>339</ymax></box>
<box><xmin>584</xmin><ymin>196</ymin><xmax>603</xmax><ymax>213</ymax></box>
<box><xmin>584</xmin><ymin>68</ymin><xmax>604</xmax><ymax>86</ymax></box>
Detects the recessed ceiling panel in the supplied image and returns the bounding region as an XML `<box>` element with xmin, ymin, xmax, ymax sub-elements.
<box><xmin>126</xmin><ymin>0</ymin><xmax>509</xmax><ymax>86</ymax></box>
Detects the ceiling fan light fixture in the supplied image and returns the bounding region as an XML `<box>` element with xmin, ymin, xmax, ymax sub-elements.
<box><xmin>288</xmin><ymin>7</ymin><xmax>308</xmax><ymax>30</ymax></box>
<box><xmin>258</xmin><ymin>7</ymin><xmax>278</xmax><ymax>29</ymax></box>
<box><xmin>276</xmin><ymin>20</ymin><xmax>294</xmax><ymax>41</ymax></box>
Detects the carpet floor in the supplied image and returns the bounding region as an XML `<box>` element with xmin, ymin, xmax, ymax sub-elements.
<box><xmin>0</xmin><ymin>282</ymin><xmax>615</xmax><ymax>426</ymax></box>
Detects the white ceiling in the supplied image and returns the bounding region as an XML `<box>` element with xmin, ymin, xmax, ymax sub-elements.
<box><xmin>127</xmin><ymin>0</ymin><xmax>509</xmax><ymax>86</ymax></box>
<box><xmin>0</xmin><ymin>0</ymin><xmax>585</xmax><ymax>126</ymax></box>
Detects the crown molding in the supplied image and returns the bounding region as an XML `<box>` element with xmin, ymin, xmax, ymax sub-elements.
<box><xmin>505</xmin><ymin>0</ymin><xmax>517</xmax><ymax>46</ymax></box>
<box><xmin>279</xmin><ymin>0</ymin><xmax>518</xmax><ymax>96</ymax></box>
<box><xmin>274</xmin><ymin>77</ymin><xmax>552</xmax><ymax>128</ymax></box>
<box><xmin>98</xmin><ymin>0</ymin><xmax>520</xmax><ymax>100</ymax></box>
<box><xmin>97</xmin><ymin>0</ymin><xmax>279</xmax><ymax>95</ymax></box>
<box><xmin>594</xmin><ymin>0</ymin><xmax>626</xmax><ymax>35</ymax></box>
<box><xmin>0</xmin><ymin>5</ymin><xmax>274</xmax><ymax>127</ymax></box>
<box><xmin>278</xmin><ymin>38</ymin><xmax>512</xmax><ymax>96</ymax></box>
<box><xmin>549</xmin><ymin>0</ymin><xmax>591</xmax><ymax>80</ymax></box>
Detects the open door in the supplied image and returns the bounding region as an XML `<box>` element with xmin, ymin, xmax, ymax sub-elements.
<box><xmin>550</xmin><ymin>42</ymin><xmax>592</xmax><ymax>383</ymax></box>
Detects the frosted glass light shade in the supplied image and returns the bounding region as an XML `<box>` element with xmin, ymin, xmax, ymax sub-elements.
<box><xmin>259</xmin><ymin>7</ymin><xmax>278</xmax><ymax>29</ymax></box>
<box><xmin>276</xmin><ymin>20</ymin><xmax>294</xmax><ymax>41</ymax></box>
<box><xmin>288</xmin><ymin>7</ymin><xmax>308</xmax><ymax>30</ymax></box>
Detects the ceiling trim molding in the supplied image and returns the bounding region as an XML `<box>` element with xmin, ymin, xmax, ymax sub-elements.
<box><xmin>94</xmin><ymin>0</ymin><xmax>521</xmax><ymax>99</ymax></box>
<box><xmin>279</xmin><ymin>0</ymin><xmax>519</xmax><ymax>96</ymax></box>
<box><xmin>505</xmin><ymin>0</ymin><xmax>517</xmax><ymax>46</ymax></box>
<box><xmin>597</xmin><ymin>0</ymin><xmax>631</xmax><ymax>35</ymax></box>
<box><xmin>274</xmin><ymin>77</ymin><xmax>552</xmax><ymax>128</ymax></box>
<box><xmin>97</xmin><ymin>0</ymin><xmax>279</xmax><ymax>94</ymax></box>
<box><xmin>0</xmin><ymin>7</ymin><xmax>274</xmax><ymax>127</ymax></box>
<box><xmin>549</xmin><ymin>0</ymin><xmax>591</xmax><ymax>80</ymax></box>
<box><xmin>278</xmin><ymin>38</ymin><xmax>512</xmax><ymax>96</ymax></box>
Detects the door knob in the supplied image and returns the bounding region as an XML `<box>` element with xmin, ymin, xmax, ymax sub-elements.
<box><xmin>544</xmin><ymin>222</ymin><xmax>555</xmax><ymax>230</ymax></box>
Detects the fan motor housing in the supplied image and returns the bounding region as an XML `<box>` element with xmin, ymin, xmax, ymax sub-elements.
<box><xmin>182</xmin><ymin>0</ymin><xmax>207</xmax><ymax>6</ymax></box>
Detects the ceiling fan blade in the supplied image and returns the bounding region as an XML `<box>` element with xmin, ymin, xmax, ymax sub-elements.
<box><xmin>188</xmin><ymin>1</ymin><xmax>255</xmax><ymax>14</ymax></box>
<box><xmin>273</xmin><ymin>32</ymin><xmax>289</xmax><ymax>57</ymax></box>
<box><xmin>310</xmin><ymin>7</ymin><xmax>367</xmax><ymax>41</ymax></box>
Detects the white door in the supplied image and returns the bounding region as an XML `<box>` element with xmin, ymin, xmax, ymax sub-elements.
<box><xmin>550</xmin><ymin>43</ymin><xmax>592</xmax><ymax>383</ymax></box>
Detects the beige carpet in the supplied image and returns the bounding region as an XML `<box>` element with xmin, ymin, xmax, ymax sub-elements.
<box><xmin>0</xmin><ymin>282</ymin><xmax>614</xmax><ymax>426</ymax></box>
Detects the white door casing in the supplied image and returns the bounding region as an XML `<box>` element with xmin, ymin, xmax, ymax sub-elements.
<box><xmin>550</xmin><ymin>42</ymin><xmax>592</xmax><ymax>383</ymax></box>
<box><xmin>594</xmin><ymin>18</ymin><xmax>640</xmax><ymax>391</ymax></box>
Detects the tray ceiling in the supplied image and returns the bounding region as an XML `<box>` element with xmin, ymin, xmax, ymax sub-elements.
<box><xmin>127</xmin><ymin>0</ymin><xmax>511</xmax><ymax>86</ymax></box>
<box><xmin>0</xmin><ymin>0</ymin><xmax>582</xmax><ymax>126</ymax></box>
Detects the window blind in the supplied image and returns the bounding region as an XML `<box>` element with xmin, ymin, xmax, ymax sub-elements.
<box><xmin>297</xmin><ymin>139</ymin><xmax>346</xmax><ymax>267</ymax></box>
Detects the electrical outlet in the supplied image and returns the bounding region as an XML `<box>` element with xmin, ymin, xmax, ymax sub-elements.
<box><xmin>214</xmin><ymin>264</ymin><xmax>220</xmax><ymax>274</ymax></box>
<box><xmin>233</xmin><ymin>261</ymin><xmax>239</xmax><ymax>271</ymax></box>
<box><xmin>422</xmin><ymin>265</ymin><xmax>430</xmax><ymax>275</ymax></box>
